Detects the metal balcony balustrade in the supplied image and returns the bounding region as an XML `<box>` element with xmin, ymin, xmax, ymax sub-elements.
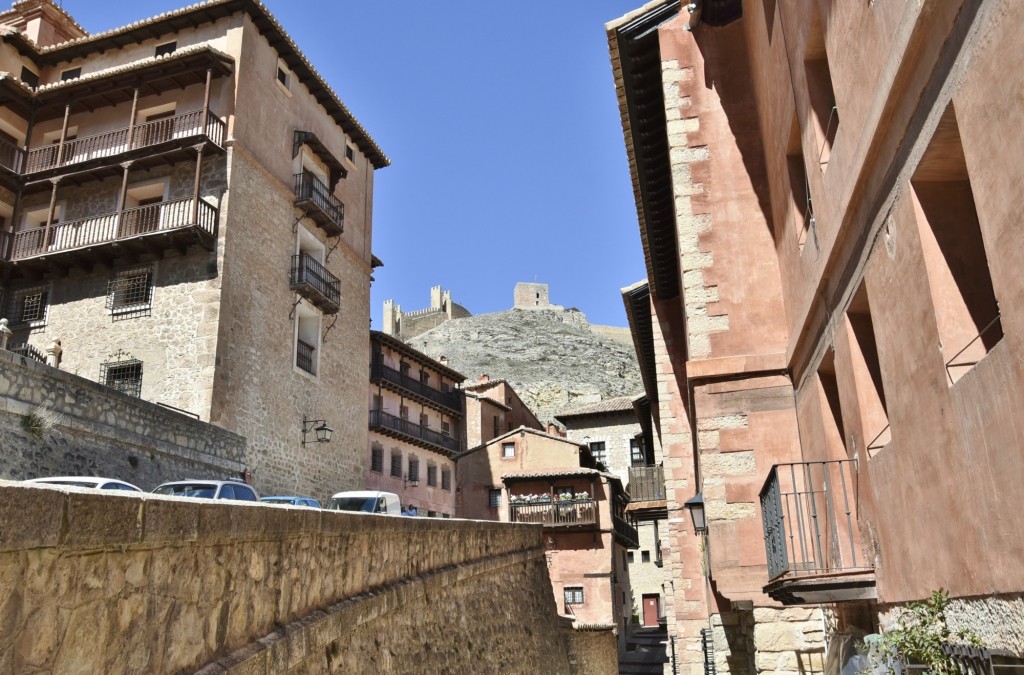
<box><xmin>289</xmin><ymin>253</ymin><xmax>340</xmax><ymax>314</ymax></box>
<box><xmin>296</xmin><ymin>339</ymin><xmax>315</xmax><ymax>375</ymax></box>
<box><xmin>369</xmin><ymin>408</ymin><xmax>461</xmax><ymax>455</ymax></box>
<box><xmin>370</xmin><ymin>360</ymin><xmax>463</xmax><ymax>413</ymax></box>
<box><xmin>759</xmin><ymin>459</ymin><xmax>867</xmax><ymax>581</ymax></box>
<box><xmin>9</xmin><ymin>198</ymin><xmax>217</xmax><ymax>260</ymax></box>
<box><xmin>293</xmin><ymin>172</ymin><xmax>345</xmax><ymax>236</ymax></box>
<box><xmin>628</xmin><ymin>465</ymin><xmax>666</xmax><ymax>502</ymax></box>
<box><xmin>22</xmin><ymin>110</ymin><xmax>226</xmax><ymax>174</ymax></box>
<box><xmin>509</xmin><ymin>499</ymin><xmax>597</xmax><ymax>527</ymax></box>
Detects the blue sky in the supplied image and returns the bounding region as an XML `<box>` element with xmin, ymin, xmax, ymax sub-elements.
<box><xmin>66</xmin><ymin>0</ymin><xmax>646</xmax><ymax>328</ymax></box>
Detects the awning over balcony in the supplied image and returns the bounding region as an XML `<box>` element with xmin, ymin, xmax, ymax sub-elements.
<box><xmin>293</xmin><ymin>131</ymin><xmax>347</xmax><ymax>191</ymax></box>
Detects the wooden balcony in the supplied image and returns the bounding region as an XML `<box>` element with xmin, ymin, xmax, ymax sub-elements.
<box><xmin>294</xmin><ymin>172</ymin><xmax>344</xmax><ymax>236</ymax></box>
<box><xmin>289</xmin><ymin>253</ymin><xmax>340</xmax><ymax>314</ymax></box>
<box><xmin>628</xmin><ymin>465</ymin><xmax>666</xmax><ymax>502</ymax></box>
<box><xmin>20</xmin><ymin>110</ymin><xmax>226</xmax><ymax>181</ymax></box>
<box><xmin>369</xmin><ymin>408</ymin><xmax>462</xmax><ymax>456</ymax></box>
<box><xmin>9</xmin><ymin>198</ymin><xmax>217</xmax><ymax>273</ymax></box>
<box><xmin>370</xmin><ymin>361</ymin><xmax>464</xmax><ymax>414</ymax></box>
<box><xmin>510</xmin><ymin>499</ymin><xmax>597</xmax><ymax>528</ymax></box>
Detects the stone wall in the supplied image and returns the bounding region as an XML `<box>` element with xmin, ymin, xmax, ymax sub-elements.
<box><xmin>878</xmin><ymin>593</ymin><xmax>1024</xmax><ymax>655</ymax></box>
<box><xmin>749</xmin><ymin>607</ymin><xmax>826</xmax><ymax>675</ymax></box>
<box><xmin>565</xmin><ymin>626</ymin><xmax>619</xmax><ymax>675</ymax></box>
<box><xmin>0</xmin><ymin>349</ymin><xmax>246</xmax><ymax>488</ymax></box>
<box><xmin>0</xmin><ymin>480</ymin><xmax>574</xmax><ymax>673</ymax></box>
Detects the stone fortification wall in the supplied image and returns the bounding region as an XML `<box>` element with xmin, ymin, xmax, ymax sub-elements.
<box><xmin>0</xmin><ymin>349</ymin><xmax>246</xmax><ymax>488</ymax></box>
<box><xmin>0</xmin><ymin>481</ymin><xmax>573</xmax><ymax>674</ymax></box>
<box><xmin>564</xmin><ymin>627</ymin><xmax>619</xmax><ymax>675</ymax></box>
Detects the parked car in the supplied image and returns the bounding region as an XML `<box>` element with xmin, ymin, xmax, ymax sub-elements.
<box><xmin>325</xmin><ymin>490</ymin><xmax>401</xmax><ymax>515</ymax></box>
<box><xmin>152</xmin><ymin>479</ymin><xmax>259</xmax><ymax>501</ymax></box>
<box><xmin>23</xmin><ymin>476</ymin><xmax>143</xmax><ymax>492</ymax></box>
<box><xmin>260</xmin><ymin>496</ymin><xmax>321</xmax><ymax>508</ymax></box>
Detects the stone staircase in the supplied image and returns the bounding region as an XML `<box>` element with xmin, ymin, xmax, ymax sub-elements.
<box><xmin>619</xmin><ymin>626</ymin><xmax>670</xmax><ymax>675</ymax></box>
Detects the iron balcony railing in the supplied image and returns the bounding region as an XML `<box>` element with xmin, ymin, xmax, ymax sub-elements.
<box><xmin>509</xmin><ymin>499</ymin><xmax>597</xmax><ymax>527</ymax></box>
<box><xmin>628</xmin><ymin>465</ymin><xmax>666</xmax><ymax>501</ymax></box>
<box><xmin>23</xmin><ymin>110</ymin><xmax>226</xmax><ymax>174</ymax></box>
<box><xmin>296</xmin><ymin>339</ymin><xmax>315</xmax><ymax>375</ymax></box>
<box><xmin>7</xmin><ymin>342</ymin><xmax>46</xmax><ymax>364</ymax></box>
<box><xmin>899</xmin><ymin>644</ymin><xmax>1024</xmax><ymax>675</ymax></box>
<box><xmin>369</xmin><ymin>408</ymin><xmax>461</xmax><ymax>454</ymax></box>
<box><xmin>293</xmin><ymin>172</ymin><xmax>344</xmax><ymax>228</ymax></box>
<box><xmin>612</xmin><ymin>511</ymin><xmax>640</xmax><ymax>548</ymax></box>
<box><xmin>759</xmin><ymin>459</ymin><xmax>867</xmax><ymax>581</ymax></box>
<box><xmin>0</xmin><ymin>136</ymin><xmax>24</xmax><ymax>173</ymax></box>
<box><xmin>9</xmin><ymin>198</ymin><xmax>218</xmax><ymax>260</ymax></box>
<box><xmin>289</xmin><ymin>253</ymin><xmax>341</xmax><ymax>313</ymax></box>
<box><xmin>370</xmin><ymin>360</ymin><xmax>463</xmax><ymax>413</ymax></box>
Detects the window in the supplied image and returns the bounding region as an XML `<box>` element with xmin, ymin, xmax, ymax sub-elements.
<box><xmin>441</xmin><ymin>381</ymin><xmax>450</xmax><ymax>393</ymax></box>
<box><xmin>345</xmin><ymin>145</ymin><xmax>354</xmax><ymax>162</ymax></box>
<box><xmin>155</xmin><ymin>41</ymin><xmax>177</xmax><ymax>57</ymax></box>
<box><xmin>276</xmin><ymin>61</ymin><xmax>290</xmax><ymax>90</ymax></box>
<box><xmin>627</xmin><ymin>551</ymin><xmax>635</xmax><ymax>564</ymax></box>
<box><xmin>564</xmin><ymin>587</ymin><xmax>584</xmax><ymax>606</ymax></box>
<box><xmin>400</xmin><ymin>361</ymin><xmax>410</xmax><ymax>377</ymax></box>
<box><xmin>400</xmin><ymin>405</ymin><xmax>409</xmax><ymax>420</ymax></box>
<box><xmin>408</xmin><ymin>455</ymin><xmax>420</xmax><ymax>483</ymax></box>
<box><xmin>295</xmin><ymin>305</ymin><xmax>320</xmax><ymax>376</ymax></box>
<box><xmin>630</xmin><ymin>438</ymin><xmax>645</xmax><ymax>466</ymax></box>
<box><xmin>493</xmin><ymin>416</ymin><xmax>499</xmax><ymax>438</ymax></box>
<box><xmin>371</xmin><ymin>444</ymin><xmax>384</xmax><ymax>473</ymax></box>
<box><xmin>420</xmin><ymin>412</ymin><xmax>428</xmax><ymax>427</ymax></box>
<box><xmin>427</xmin><ymin>511</ymin><xmax>437</xmax><ymax>518</ymax></box>
<box><xmin>20</xmin><ymin>67</ymin><xmax>38</xmax><ymax>88</ymax></box>
<box><xmin>100</xmin><ymin>352</ymin><xmax>143</xmax><ymax>398</ymax></box>
<box><xmin>420</xmin><ymin>370</ymin><xmax>429</xmax><ymax>385</ymax></box>
<box><xmin>9</xmin><ymin>284</ymin><xmax>49</xmax><ymax>330</ymax></box>
<box><xmin>804</xmin><ymin>3</ymin><xmax>838</xmax><ymax>170</ymax></box>
<box><xmin>441</xmin><ymin>420</ymin><xmax>450</xmax><ymax>436</ymax></box>
<box><xmin>426</xmin><ymin>463</ymin><xmax>437</xmax><ymax>487</ymax></box>
<box><xmin>106</xmin><ymin>265</ymin><xmax>153</xmax><ymax>319</ymax></box>
<box><xmin>588</xmin><ymin>441</ymin><xmax>607</xmax><ymax>464</ymax></box>
<box><xmin>502</xmin><ymin>442</ymin><xmax>515</xmax><ymax>458</ymax></box>
<box><xmin>642</xmin><ymin>551</ymin><xmax>651</xmax><ymax>564</ymax></box>
<box><xmin>441</xmin><ymin>467</ymin><xmax>451</xmax><ymax>491</ymax></box>
<box><xmin>60</xmin><ymin>67</ymin><xmax>81</xmax><ymax>81</ymax></box>
<box><xmin>488</xmin><ymin>488</ymin><xmax>502</xmax><ymax>508</ymax></box>
<box><xmin>390</xmin><ymin>451</ymin><xmax>402</xmax><ymax>478</ymax></box>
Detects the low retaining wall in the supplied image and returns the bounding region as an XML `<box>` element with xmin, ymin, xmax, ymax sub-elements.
<box><xmin>0</xmin><ymin>481</ymin><xmax>572</xmax><ymax>673</ymax></box>
<box><xmin>0</xmin><ymin>349</ymin><xmax>246</xmax><ymax>488</ymax></box>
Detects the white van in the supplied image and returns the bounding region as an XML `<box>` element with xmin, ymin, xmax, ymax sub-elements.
<box><xmin>326</xmin><ymin>490</ymin><xmax>401</xmax><ymax>515</ymax></box>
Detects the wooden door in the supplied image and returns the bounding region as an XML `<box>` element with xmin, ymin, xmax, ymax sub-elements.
<box><xmin>642</xmin><ymin>594</ymin><xmax>660</xmax><ymax>627</ymax></box>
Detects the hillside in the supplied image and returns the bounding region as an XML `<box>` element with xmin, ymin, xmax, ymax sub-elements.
<box><xmin>408</xmin><ymin>308</ymin><xmax>643</xmax><ymax>422</ymax></box>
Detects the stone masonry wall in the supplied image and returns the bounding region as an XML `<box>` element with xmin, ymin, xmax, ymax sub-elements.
<box><xmin>878</xmin><ymin>593</ymin><xmax>1024</xmax><ymax>655</ymax></box>
<box><xmin>0</xmin><ymin>349</ymin><xmax>246</xmax><ymax>488</ymax></box>
<box><xmin>0</xmin><ymin>480</ymin><xmax>572</xmax><ymax>673</ymax></box>
<box><xmin>750</xmin><ymin>607</ymin><xmax>826</xmax><ymax>675</ymax></box>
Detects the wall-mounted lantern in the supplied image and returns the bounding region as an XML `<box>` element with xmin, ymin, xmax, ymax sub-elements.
<box><xmin>302</xmin><ymin>417</ymin><xmax>333</xmax><ymax>446</ymax></box>
<box><xmin>684</xmin><ymin>492</ymin><xmax>706</xmax><ymax>534</ymax></box>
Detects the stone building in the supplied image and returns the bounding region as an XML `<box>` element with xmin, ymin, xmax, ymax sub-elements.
<box><xmin>381</xmin><ymin>284</ymin><xmax>471</xmax><ymax>340</ymax></box>
<box><xmin>368</xmin><ymin>330</ymin><xmax>464</xmax><ymax>516</ymax></box>
<box><xmin>455</xmin><ymin>425</ymin><xmax>639</xmax><ymax>656</ymax></box>
<box><xmin>610</xmin><ymin>0</ymin><xmax>1024</xmax><ymax>672</ymax></box>
<box><xmin>0</xmin><ymin>0</ymin><xmax>387</xmax><ymax>500</ymax></box>
<box><xmin>555</xmin><ymin>396</ymin><xmax>669</xmax><ymax>631</ymax></box>
<box><xmin>462</xmin><ymin>373</ymin><xmax>544</xmax><ymax>447</ymax></box>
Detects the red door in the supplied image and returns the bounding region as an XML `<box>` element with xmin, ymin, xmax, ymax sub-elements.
<box><xmin>642</xmin><ymin>594</ymin><xmax>660</xmax><ymax>627</ymax></box>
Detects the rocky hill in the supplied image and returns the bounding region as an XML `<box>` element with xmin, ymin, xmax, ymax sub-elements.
<box><xmin>408</xmin><ymin>308</ymin><xmax>643</xmax><ymax>423</ymax></box>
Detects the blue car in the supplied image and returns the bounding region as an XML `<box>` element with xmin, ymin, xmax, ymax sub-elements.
<box><xmin>260</xmin><ymin>496</ymin><xmax>321</xmax><ymax>508</ymax></box>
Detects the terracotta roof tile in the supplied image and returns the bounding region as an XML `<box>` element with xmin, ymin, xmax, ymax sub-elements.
<box><xmin>554</xmin><ymin>396</ymin><xmax>638</xmax><ymax>419</ymax></box>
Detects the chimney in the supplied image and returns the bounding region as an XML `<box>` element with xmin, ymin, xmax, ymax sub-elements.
<box><xmin>439</xmin><ymin>355</ymin><xmax>448</xmax><ymax>365</ymax></box>
<box><xmin>547</xmin><ymin>423</ymin><xmax>565</xmax><ymax>437</ymax></box>
<box><xmin>478</xmin><ymin>373</ymin><xmax>490</xmax><ymax>383</ymax></box>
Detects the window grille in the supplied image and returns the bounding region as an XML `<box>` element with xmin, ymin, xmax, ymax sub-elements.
<box><xmin>441</xmin><ymin>467</ymin><xmax>451</xmax><ymax>491</ymax></box>
<box><xmin>488</xmin><ymin>488</ymin><xmax>501</xmax><ymax>508</ymax></box>
<box><xmin>107</xmin><ymin>265</ymin><xmax>153</xmax><ymax>319</ymax></box>
<box><xmin>100</xmin><ymin>350</ymin><xmax>143</xmax><ymax>398</ymax></box>
<box><xmin>390</xmin><ymin>451</ymin><xmax>402</xmax><ymax>478</ymax></box>
<box><xmin>371</xmin><ymin>445</ymin><xmax>384</xmax><ymax>473</ymax></box>
<box><xmin>9</xmin><ymin>285</ymin><xmax>49</xmax><ymax>331</ymax></box>
<box><xmin>564</xmin><ymin>587</ymin><xmax>584</xmax><ymax>605</ymax></box>
<box><xmin>426</xmin><ymin>464</ymin><xmax>437</xmax><ymax>487</ymax></box>
<box><xmin>408</xmin><ymin>455</ymin><xmax>420</xmax><ymax>483</ymax></box>
<box><xmin>441</xmin><ymin>420</ymin><xmax>450</xmax><ymax>436</ymax></box>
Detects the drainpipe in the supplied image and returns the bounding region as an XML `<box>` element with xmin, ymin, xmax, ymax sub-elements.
<box><xmin>684</xmin><ymin>1</ymin><xmax>703</xmax><ymax>31</ymax></box>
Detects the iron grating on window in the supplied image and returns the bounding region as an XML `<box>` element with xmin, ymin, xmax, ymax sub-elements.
<box><xmin>100</xmin><ymin>350</ymin><xmax>143</xmax><ymax>398</ymax></box>
<box><xmin>441</xmin><ymin>467</ymin><xmax>451</xmax><ymax>492</ymax></box>
<box><xmin>371</xmin><ymin>445</ymin><xmax>384</xmax><ymax>473</ymax></box>
<box><xmin>9</xmin><ymin>284</ymin><xmax>49</xmax><ymax>331</ymax></box>
<box><xmin>426</xmin><ymin>464</ymin><xmax>437</xmax><ymax>487</ymax></box>
<box><xmin>390</xmin><ymin>452</ymin><xmax>402</xmax><ymax>478</ymax></box>
<box><xmin>107</xmin><ymin>265</ymin><xmax>153</xmax><ymax>320</ymax></box>
<box><xmin>563</xmin><ymin>587</ymin><xmax>584</xmax><ymax>605</ymax></box>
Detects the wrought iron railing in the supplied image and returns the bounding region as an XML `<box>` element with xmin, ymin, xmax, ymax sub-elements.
<box><xmin>370</xmin><ymin>360</ymin><xmax>463</xmax><ymax>412</ymax></box>
<box><xmin>293</xmin><ymin>172</ymin><xmax>344</xmax><ymax>226</ymax></box>
<box><xmin>759</xmin><ymin>459</ymin><xmax>866</xmax><ymax>581</ymax></box>
<box><xmin>7</xmin><ymin>342</ymin><xmax>46</xmax><ymax>364</ymax></box>
<box><xmin>290</xmin><ymin>253</ymin><xmax>341</xmax><ymax>310</ymax></box>
<box><xmin>0</xmin><ymin>136</ymin><xmax>24</xmax><ymax>173</ymax></box>
<box><xmin>628</xmin><ymin>465</ymin><xmax>666</xmax><ymax>501</ymax></box>
<box><xmin>296</xmin><ymin>339</ymin><xmax>315</xmax><ymax>375</ymax></box>
<box><xmin>509</xmin><ymin>499</ymin><xmax>597</xmax><ymax>527</ymax></box>
<box><xmin>23</xmin><ymin>110</ymin><xmax>226</xmax><ymax>174</ymax></box>
<box><xmin>612</xmin><ymin>511</ymin><xmax>640</xmax><ymax>548</ymax></box>
<box><xmin>369</xmin><ymin>408</ymin><xmax>461</xmax><ymax>454</ymax></box>
<box><xmin>10</xmin><ymin>198</ymin><xmax>217</xmax><ymax>259</ymax></box>
<box><xmin>899</xmin><ymin>644</ymin><xmax>1024</xmax><ymax>674</ymax></box>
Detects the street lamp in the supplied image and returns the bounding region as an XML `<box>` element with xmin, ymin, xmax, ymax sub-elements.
<box><xmin>301</xmin><ymin>417</ymin><xmax>333</xmax><ymax>446</ymax></box>
<box><xmin>684</xmin><ymin>492</ymin><xmax>706</xmax><ymax>534</ymax></box>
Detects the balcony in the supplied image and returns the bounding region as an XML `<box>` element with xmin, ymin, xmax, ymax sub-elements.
<box><xmin>510</xmin><ymin>499</ymin><xmax>597</xmax><ymax>528</ymax></box>
<box><xmin>628</xmin><ymin>465</ymin><xmax>666</xmax><ymax>502</ymax></box>
<box><xmin>370</xmin><ymin>361</ymin><xmax>463</xmax><ymax>414</ymax></box>
<box><xmin>290</xmin><ymin>253</ymin><xmax>340</xmax><ymax>314</ymax></box>
<box><xmin>369</xmin><ymin>408</ymin><xmax>462</xmax><ymax>456</ymax></box>
<box><xmin>21</xmin><ymin>110</ymin><xmax>226</xmax><ymax>178</ymax></box>
<box><xmin>612</xmin><ymin>511</ymin><xmax>640</xmax><ymax>549</ymax></box>
<box><xmin>9</xmin><ymin>198</ymin><xmax>217</xmax><ymax>271</ymax></box>
<box><xmin>0</xmin><ymin>136</ymin><xmax>24</xmax><ymax>175</ymax></box>
<box><xmin>294</xmin><ymin>172</ymin><xmax>344</xmax><ymax>236</ymax></box>
<box><xmin>759</xmin><ymin>460</ymin><xmax>876</xmax><ymax>605</ymax></box>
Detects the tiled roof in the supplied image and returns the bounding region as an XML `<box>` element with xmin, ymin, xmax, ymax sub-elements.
<box><xmin>554</xmin><ymin>396</ymin><xmax>638</xmax><ymax>419</ymax></box>
<box><xmin>501</xmin><ymin>467</ymin><xmax>625</xmax><ymax>490</ymax></box>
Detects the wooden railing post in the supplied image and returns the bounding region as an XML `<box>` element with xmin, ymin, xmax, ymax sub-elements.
<box><xmin>42</xmin><ymin>178</ymin><xmax>59</xmax><ymax>250</ymax></box>
<box><xmin>115</xmin><ymin>160</ymin><xmax>133</xmax><ymax>238</ymax></box>
<box><xmin>200</xmin><ymin>68</ymin><xmax>212</xmax><ymax>135</ymax></box>
<box><xmin>191</xmin><ymin>142</ymin><xmax>206</xmax><ymax>224</ymax></box>
<box><xmin>54</xmin><ymin>104</ymin><xmax>71</xmax><ymax>167</ymax></box>
<box><xmin>125</xmin><ymin>86</ymin><xmax>139</xmax><ymax>150</ymax></box>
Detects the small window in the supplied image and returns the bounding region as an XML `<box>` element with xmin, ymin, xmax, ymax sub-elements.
<box><xmin>642</xmin><ymin>551</ymin><xmax>651</xmax><ymax>564</ymax></box>
<box><xmin>100</xmin><ymin>352</ymin><xmax>143</xmax><ymax>398</ymax></box>
<box><xmin>345</xmin><ymin>145</ymin><xmax>354</xmax><ymax>162</ymax></box>
<box><xmin>408</xmin><ymin>455</ymin><xmax>420</xmax><ymax>483</ymax></box>
<box><xmin>488</xmin><ymin>488</ymin><xmax>502</xmax><ymax>508</ymax></box>
<box><xmin>400</xmin><ymin>361</ymin><xmax>410</xmax><ymax>376</ymax></box>
<box><xmin>441</xmin><ymin>467</ymin><xmax>451</xmax><ymax>491</ymax></box>
<box><xmin>589</xmin><ymin>441</ymin><xmax>607</xmax><ymax>464</ymax></box>
<box><xmin>106</xmin><ymin>265</ymin><xmax>153</xmax><ymax>319</ymax></box>
<box><xmin>426</xmin><ymin>463</ymin><xmax>437</xmax><ymax>487</ymax></box>
<box><xmin>155</xmin><ymin>41</ymin><xmax>177</xmax><ymax>57</ymax></box>
<box><xmin>371</xmin><ymin>444</ymin><xmax>384</xmax><ymax>473</ymax></box>
<box><xmin>294</xmin><ymin>304</ymin><xmax>320</xmax><ymax>377</ymax></box>
<box><xmin>9</xmin><ymin>284</ymin><xmax>49</xmax><ymax>330</ymax></box>
<box><xmin>441</xmin><ymin>420</ymin><xmax>450</xmax><ymax>436</ymax></box>
<box><xmin>627</xmin><ymin>551</ymin><xmax>635</xmax><ymax>564</ymax></box>
<box><xmin>276</xmin><ymin>62</ymin><xmax>290</xmax><ymax>89</ymax></box>
<box><xmin>390</xmin><ymin>451</ymin><xmax>402</xmax><ymax>478</ymax></box>
<box><xmin>20</xmin><ymin>67</ymin><xmax>38</xmax><ymax>88</ymax></box>
<box><xmin>60</xmin><ymin>67</ymin><xmax>81</xmax><ymax>81</ymax></box>
<box><xmin>420</xmin><ymin>412</ymin><xmax>428</xmax><ymax>427</ymax></box>
<box><xmin>630</xmin><ymin>438</ymin><xmax>645</xmax><ymax>466</ymax></box>
<box><xmin>420</xmin><ymin>370</ymin><xmax>429</xmax><ymax>384</ymax></box>
<box><xmin>564</xmin><ymin>587</ymin><xmax>584</xmax><ymax>606</ymax></box>
<box><xmin>502</xmin><ymin>442</ymin><xmax>515</xmax><ymax>459</ymax></box>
